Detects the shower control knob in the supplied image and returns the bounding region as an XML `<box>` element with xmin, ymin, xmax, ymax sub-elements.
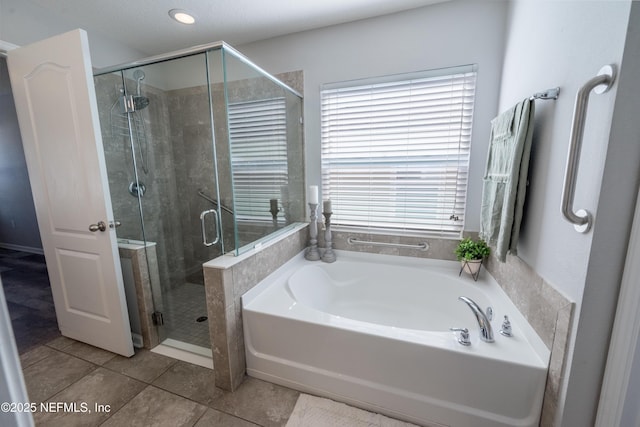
<box><xmin>88</xmin><ymin>221</ymin><xmax>107</xmax><ymax>232</ymax></box>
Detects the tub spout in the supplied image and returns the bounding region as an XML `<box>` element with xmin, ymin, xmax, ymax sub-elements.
<box><xmin>458</xmin><ymin>296</ymin><xmax>494</xmax><ymax>343</ymax></box>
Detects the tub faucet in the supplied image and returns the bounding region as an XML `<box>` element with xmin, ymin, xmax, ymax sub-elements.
<box><xmin>458</xmin><ymin>296</ymin><xmax>494</xmax><ymax>343</ymax></box>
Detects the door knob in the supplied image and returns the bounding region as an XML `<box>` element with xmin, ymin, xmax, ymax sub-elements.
<box><xmin>89</xmin><ymin>221</ymin><xmax>107</xmax><ymax>232</ymax></box>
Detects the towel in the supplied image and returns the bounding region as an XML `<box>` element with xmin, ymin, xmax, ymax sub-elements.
<box><xmin>479</xmin><ymin>98</ymin><xmax>535</xmax><ymax>262</ymax></box>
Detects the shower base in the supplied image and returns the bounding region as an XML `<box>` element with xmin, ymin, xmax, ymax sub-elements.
<box><xmin>163</xmin><ymin>282</ymin><xmax>210</xmax><ymax>348</ymax></box>
<box><xmin>152</xmin><ymin>338</ymin><xmax>213</xmax><ymax>369</ymax></box>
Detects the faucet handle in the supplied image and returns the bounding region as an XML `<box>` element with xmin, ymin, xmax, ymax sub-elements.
<box><xmin>500</xmin><ymin>315</ymin><xmax>513</xmax><ymax>337</ymax></box>
<box><xmin>450</xmin><ymin>327</ymin><xmax>471</xmax><ymax>346</ymax></box>
<box><xmin>486</xmin><ymin>306</ymin><xmax>494</xmax><ymax>321</ymax></box>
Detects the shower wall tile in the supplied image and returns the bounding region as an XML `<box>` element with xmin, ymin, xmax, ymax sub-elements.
<box><xmin>118</xmin><ymin>243</ymin><xmax>161</xmax><ymax>349</ymax></box>
<box><xmin>204</xmin><ymin>225</ymin><xmax>308</xmax><ymax>391</ymax></box>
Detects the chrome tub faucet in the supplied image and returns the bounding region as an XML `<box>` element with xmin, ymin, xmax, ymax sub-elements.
<box><xmin>458</xmin><ymin>296</ymin><xmax>495</xmax><ymax>343</ymax></box>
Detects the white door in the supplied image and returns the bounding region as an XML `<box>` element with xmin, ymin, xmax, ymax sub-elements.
<box><xmin>7</xmin><ymin>29</ymin><xmax>134</xmax><ymax>357</ymax></box>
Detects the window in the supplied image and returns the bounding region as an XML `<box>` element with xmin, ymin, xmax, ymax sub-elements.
<box><xmin>228</xmin><ymin>97</ymin><xmax>288</xmax><ymax>222</ymax></box>
<box><xmin>321</xmin><ymin>65</ymin><xmax>477</xmax><ymax>237</ymax></box>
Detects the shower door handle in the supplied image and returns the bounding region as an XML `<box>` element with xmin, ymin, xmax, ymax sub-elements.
<box><xmin>200</xmin><ymin>209</ymin><xmax>220</xmax><ymax>247</ymax></box>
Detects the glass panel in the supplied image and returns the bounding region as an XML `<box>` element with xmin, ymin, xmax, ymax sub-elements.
<box><xmin>216</xmin><ymin>47</ymin><xmax>305</xmax><ymax>255</ymax></box>
<box><xmin>97</xmin><ymin>52</ymin><xmax>221</xmax><ymax>352</ymax></box>
<box><xmin>95</xmin><ymin>42</ymin><xmax>305</xmax><ymax>356</ymax></box>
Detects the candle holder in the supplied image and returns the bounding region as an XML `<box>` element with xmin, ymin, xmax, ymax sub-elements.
<box><xmin>322</xmin><ymin>211</ymin><xmax>336</xmax><ymax>263</ymax></box>
<box><xmin>269</xmin><ymin>198</ymin><xmax>280</xmax><ymax>227</ymax></box>
<box><xmin>305</xmin><ymin>203</ymin><xmax>321</xmax><ymax>261</ymax></box>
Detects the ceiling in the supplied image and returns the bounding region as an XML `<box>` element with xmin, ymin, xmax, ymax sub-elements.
<box><xmin>21</xmin><ymin>0</ymin><xmax>447</xmax><ymax>56</ymax></box>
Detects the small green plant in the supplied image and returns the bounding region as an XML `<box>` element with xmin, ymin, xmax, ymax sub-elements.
<box><xmin>455</xmin><ymin>238</ymin><xmax>490</xmax><ymax>261</ymax></box>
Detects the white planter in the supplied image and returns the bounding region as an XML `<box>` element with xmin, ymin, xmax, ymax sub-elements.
<box><xmin>461</xmin><ymin>259</ymin><xmax>483</xmax><ymax>276</ymax></box>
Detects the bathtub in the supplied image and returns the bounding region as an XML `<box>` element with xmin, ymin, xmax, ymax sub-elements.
<box><xmin>242</xmin><ymin>250</ymin><xmax>550</xmax><ymax>427</ymax></box>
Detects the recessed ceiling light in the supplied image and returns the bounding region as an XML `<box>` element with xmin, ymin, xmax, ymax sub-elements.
<box><xmin>169</xmin><ymin>9</ymin><xmax>196</xmax><ymax>25</ymax></box>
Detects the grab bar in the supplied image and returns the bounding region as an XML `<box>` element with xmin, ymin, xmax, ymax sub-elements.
<box><xmin>197</xmin><ymin>189</ymin><xmax>234</xmax><ymax>215</ymax></box>
<box><xmin>562</xmin><ymin>64</ymin><xmax>616</xmax><ymax>233</ymax></box>
<box><xmin>200</xmin><ymin>209</ymin><xmax>220</xmax><ymax>247</ymax></box>
<box><xmin>347</xmin><ymin>237</ymin><xmax>429</xmax><ymax>251</ymax></box>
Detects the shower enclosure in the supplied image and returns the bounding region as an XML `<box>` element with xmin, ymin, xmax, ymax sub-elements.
<box><xmin>93</xmin><ymin>42</ymin><xmax>304</xmax><ymax>358</ymax></box>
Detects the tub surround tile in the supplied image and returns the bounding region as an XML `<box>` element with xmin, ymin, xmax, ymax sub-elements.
<box><xmin>327</xmin><ymin>230</ymin><xmax>458</xmax><ymax>261</ymax></box>
<box><xmin>34</xmin><ymin>367</ymin><xmax>146</xmax><ymax>427</ymax></box>
<box><xmin>103</xmin><ymin>348</ymin><xmax>177</xmax><ymax>383</ymax></box>
<box><xmin>483</xmin><ymin>248</ymin><xmax>574</xmax><ymax>427</ymax></box>
<box><xmin>204</xmin><ymin>225</ymin><xmax>308</xmax><ymax>391</ymax></box>
<box><xmin>101</xmin><ymin>385</ymin><xmax>207</xmax><ymax>427</ymax></box>
<box><xmin>22</xmin><ymin>350</ymin><xmax>96</xmax><ymax>403</ymax></box>
<box><xmin>541</xmin><ymin>302</ymin><xmax>574</xmax><ymax>427</ymax></box>
<box><xmin>484</xmin><ymin>251</ymin><xmax>572</xmax><ymax>351</ymax></box>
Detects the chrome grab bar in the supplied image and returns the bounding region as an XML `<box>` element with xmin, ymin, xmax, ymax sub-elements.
<box><xmin>200</xmin><ymin>209</ymin><xmax>220</xmax><ymax>247</ymax></box>
<box><xmin>197</xmin><ymin>189</ymin><xmax>234</xmax><ymax>215</ymax></box>
<box><xmin>347</xmin><ymin>237</ymin><xmax>429</xmax><ymax>251</ymax></box>
<box><xmin>562</xmin><ymin>64</ymin><xmax>616</xmax><ymax>233</ymax></box>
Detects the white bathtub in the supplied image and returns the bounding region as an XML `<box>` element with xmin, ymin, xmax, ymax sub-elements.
<box><xmin>242</xmin><ymin>250</ymin><xmax>550</xmax><ymax>427</ymax></box>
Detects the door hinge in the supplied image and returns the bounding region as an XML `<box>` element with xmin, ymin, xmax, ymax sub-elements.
<box><xmin>152</xmin><ymin>311</ymin><xmax>164</xmax><ymax>326</ymax></box>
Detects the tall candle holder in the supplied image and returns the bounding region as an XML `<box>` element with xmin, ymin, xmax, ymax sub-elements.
<box><xmin>269</xmin><ymin>198</ymin><xmax>280</xmax><ymax>228</ymax></box>
<box><xmin>305</xmin><ymin>203</ymin><xmax>321</xmax><ymax>261</ymax></box>
<box><xmin>321</xmin><ymin>211</ymin><xmax>336</xmax><ymax>263</ymax></box>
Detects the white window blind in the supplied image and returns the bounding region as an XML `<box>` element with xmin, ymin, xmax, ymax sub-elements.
<box><xmin>321</xmin><ymin>65</ymin><xmax>477</xmax><ymax>237</ymax></box>
<box><xmin>228</xmin><ymin>97</ymin><xmax>288</xmax><ymax>222</ymax></box>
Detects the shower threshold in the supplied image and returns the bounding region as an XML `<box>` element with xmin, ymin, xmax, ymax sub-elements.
<box><xmin>151</xmin><ymin>338</ymin><xmax>213</xmax><ymax>369</ymax></box>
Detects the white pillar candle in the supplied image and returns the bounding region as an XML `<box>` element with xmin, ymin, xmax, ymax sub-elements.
<box><xmin>323</xmin><ymin>199</ymin><xmax>332</xmax><ymax>213</ymax></box>
<box><xmin>308</xmin><ymin>185</ymin><xmax>318</xmax><ymax>204</ymax></box>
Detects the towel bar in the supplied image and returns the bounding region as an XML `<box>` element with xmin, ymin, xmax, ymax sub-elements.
<box><xmin>561</xmin><ymin>64</ymin><xmax>616</xmax><ymax>233</ymax></box>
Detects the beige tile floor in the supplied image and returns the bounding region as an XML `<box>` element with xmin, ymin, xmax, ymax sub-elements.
<box><xmin>19</xmin><ymin>336</ymin><xmax>300</xmax><ymax>426</ymax></box>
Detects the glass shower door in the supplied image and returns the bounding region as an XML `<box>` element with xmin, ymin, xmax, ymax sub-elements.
<box><xmin>97</xmin><ymin>52</ymin><xmax>223</xmax><ymax>354</ymax></box>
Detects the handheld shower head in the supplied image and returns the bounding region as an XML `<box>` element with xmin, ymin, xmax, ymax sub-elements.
<box><xmin>133</xmin><ymin>69</ymin><xmax>145</xmax><ymax>96</ymax></box>
<box><xmin>132</xmin><ymin>69</ymin><xmax>149</xmax><ymax>110</ymax></box>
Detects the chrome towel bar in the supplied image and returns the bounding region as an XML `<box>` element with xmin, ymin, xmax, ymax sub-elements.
<box><xmin>347</xmin><ymin>237</ymin><xmax>429</xmax><ymax>251</ymax></box>
<box><xmin>561</xmin><ymin>64</ymin><xmax>616</xmax><ymax>233</ymax></box>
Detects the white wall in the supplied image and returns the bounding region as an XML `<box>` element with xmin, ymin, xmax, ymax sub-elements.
<box><xmin>498</xmin><ymin>1</ymin><xmax>637</xmax><ymax>425</ymax></box>
<box><xmin>238</xmin><ymin>0</ymin><xmax>509</xmax><ymax>231</ymax></box>
<box><xmin>0</xmin><ymin>0</ymin><xmax>145</xmax><ymax>68</ymax></box>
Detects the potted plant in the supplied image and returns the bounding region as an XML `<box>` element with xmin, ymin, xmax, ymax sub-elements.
<box><xmin>455</xmin><ymin>237</ymin><xmax>490</xmax><ymax>279</ymax></box>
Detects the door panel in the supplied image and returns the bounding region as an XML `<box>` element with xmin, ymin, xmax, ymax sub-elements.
<box><xmin>7</xmin><ymin>29</ymin><xmax>134</xmax><ymax>356</ymax></box>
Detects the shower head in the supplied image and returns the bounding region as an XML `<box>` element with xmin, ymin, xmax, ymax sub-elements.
<box><xmin>133</xmin><ymin>95</ymin><xmax>150</xmax><ymax>110</ymax></box>
<box><xmin>133</xmin><ymin>69</ymin><xmax>145</xmax><ymax>81</ymax></box>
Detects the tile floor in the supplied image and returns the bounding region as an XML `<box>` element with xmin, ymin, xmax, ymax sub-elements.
<box><xmin>20</xmin><ymin>337</ymin><xmax>300</xmax><ymax>426</ymax></box>
<box><xmin>2</xmin><ymin>247</ymin><xmax>418</xmax><ymax>426</ymax></box>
